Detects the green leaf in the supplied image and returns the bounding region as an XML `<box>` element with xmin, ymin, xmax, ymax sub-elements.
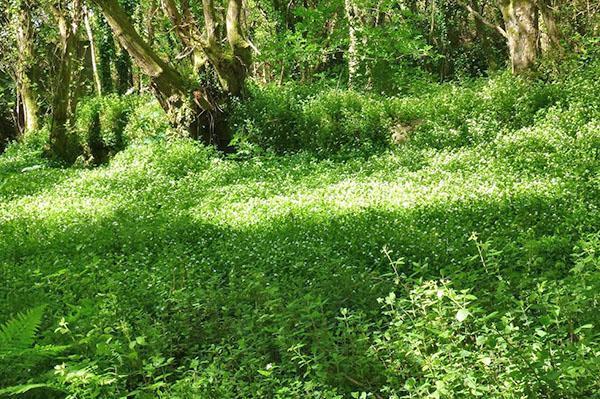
<box><xmin>257</xmin><ymin>369</ymin><xmax>272</xmax><ymax>377</ymax></box>
<box><xmin>0</xmin><ymin>383</ymin><xmax>58</xmax><ymax>396</ymax></box>
<box><xmin>0</xmin><ymin>305</ymin><xmax>46</xmax><ymax>357</ymax></box>
<box><xmin>575</xmin><ymin>324</ymin><xmax>594</xmax><ymax>333</ymax></box>
<box><xmin>455</xmin><ymin>308</ymin><xmax>470</xmax><ymax>322</ymax></box>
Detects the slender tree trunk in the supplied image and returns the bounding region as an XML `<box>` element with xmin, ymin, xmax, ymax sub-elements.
<box><xmin>115</xmin><ymin>46</ymin><xmax>133</xmax><ymax>94</ymax></box>
<box><xmin>499</xmin><ymin>0</ymin><xmax>539</xmax><ymax>74</ymax></box>
<box><xmin>146</xmin><ymin>0</ymin><xmax>158</xmax><ymax>45</ymax></box>
<box><xmin>84</xmin><ymin>6</ymin><xmax>102</xmax><ymax>96</ymax></box>
<box><xmin>344</xmin><ymin>0</ymin><xmax>359</xmax><ymax>88</ymax></box>
<box><xmin>98</xmin><ymin>15</ymin><xmax>115</xmax><ymax>93</ymax></box>
<box><xmin>470</xmin><ymin>0</ymin><xmax>499</xmax><ymax>71</ymax></box>
<box><xmin>68</xmin><ymin>38</ymin><xmax>88</xmax><ymax>118</ymax></box>
<box><xmin>162</xmin><ymin>0</ymin><xmax>205</xmax><ymax>73</ymax></box>
<box><xmin>0</xmin><ymin>106</ymin><xmax>16</xmax><ymax>153</ymax></box>
<box><xmin>15</xmin><ymin>0</ymin><xmax>39</xmax><ymax>134</ymax></box>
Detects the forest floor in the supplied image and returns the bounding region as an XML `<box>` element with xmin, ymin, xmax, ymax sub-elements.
<box><xmin>0</xmin><ymin>80</ymin><xmax>599</xmax><ymax>397</ymax></box>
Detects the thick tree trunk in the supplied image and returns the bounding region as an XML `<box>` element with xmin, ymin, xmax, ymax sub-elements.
<box><xmin>49</xmin><ymin>3</ymin><xmax>82</xmax><ymax>162</ymax></box>
<box><xmin>93</xmin><ymin>0</ymin><xmax>200</xmax><ymax>102</ymax></box>
<box><xmin>94</xmin><ymin>0</ymin><xmax>252</xmax><ymax>149</ymax></box>
<box><xmin>199</xmin><ymin>0</ymin><xmax>251</xmax><ymax>97</ymax></box>
<box><xmin>15</xmin><ymin>0</ymin><xmax>39</xmax><ymax>134</ymax></box>
<box><xmin>225</xmin><ymin>0</ymin><xmax>252</xmax><ymax>96</ymax></box>
<box><xmin>92</xmin><ymin>0</ymin><xmax>227</xmax><ymax>147</ymax></box>
<box><xmin>499</xmin><ymin>0</ymin><xmax>539</xmax><ymax>74</ymax></box>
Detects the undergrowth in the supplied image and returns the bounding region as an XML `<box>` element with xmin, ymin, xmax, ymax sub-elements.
<box><xmin>0</xmin><ymin>62</ymin><xmax>599</xmax><ymax>398</ymax></box>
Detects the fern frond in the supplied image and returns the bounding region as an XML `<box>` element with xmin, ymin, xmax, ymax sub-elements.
<box><xmin>0</xmin><ymin>383</ymin><xmax>64</xmax><ymax>397</ymax></box>
<box><xmin>0</xmin><ymin>305</ymin><xmax>46</xmax><ymax>357</ymax></box>
<box><xmin>0</xmin><ymin>383</ymin><xmax>48</xmax><ymax>396</ymax></box>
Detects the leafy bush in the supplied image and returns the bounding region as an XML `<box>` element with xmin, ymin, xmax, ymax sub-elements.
<box><xmin>233</xmin><ymin>64</ymin><xmax>600</xmax><ymax>155</ymax></box>
<box><xmin>373</xmin><ymin>235</ymin><xmax>600</xmax><ymax>398</ymax></box>
<box><xmin>74</xmin><ymin>95</ymin><xmax>177</xmax><ymax>164</ymax></box>
<box><xmin>123</xmin><ymin>98</ymin><xmax>175</xmax><ymax>144</ymax></box>
<box><xmin>231</xmin><ymin>85</ymin><xmax>392</xmax><ymax>154</ymax></box>
<box><xmin>75</xmin><ymin>95</ymin><xmax>139</xmax><ymax>164</ymax></box>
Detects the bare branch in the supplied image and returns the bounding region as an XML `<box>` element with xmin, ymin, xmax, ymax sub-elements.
<box><xmin>455</xmin><ymin>0</ymin><xmax>508</xmax><ymax>38</ymax></box>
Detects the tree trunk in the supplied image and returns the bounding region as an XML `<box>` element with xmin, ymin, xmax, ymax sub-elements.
<box><xmin>146</xmin><ymin>0</ymin><xmax>158</xmax><ymax>45</ymax></box>
<box><xmin>470</xmin><ymin>0</ymin><xmax>500</xmax><ymax>71</ymax></box>
<box><xmin>199</xmin><ymin>0</ymin><xmax>251</xmax><ymax>96</ymax></box>
<box><xmin>499</xmin><ymin>0</ymin><xmax>539</xmax><ymax>74</ymax></box>
<box><xmin>344</xmin><ymin>0</ymin><xmax>359</xmax><ymax>88</ymax></box>
<box><xmin>94</xmin><ymin>0</ymin><xmax>251</xmax><ymax>149</ymax></box>
<box><xmin>84</xmin><ymin>6</ymin><xmax>102</xmax><ymax>96</ymax></box>
<box><xmin>115</xmin><ymin>46</ymin><xmax>134</xmax><ymax>94</ymax></box>
<box><xmin>161</xmin><ymin>0</ymin><xmax>206</xmax><ymax>73</ymax></box>
<box><xmin>225</xmin><ymin>0</ymin><xmax>252</xmax><ymax>96</ymax></box>
<box><xmin>538</xmin><ymin>0</ymin><xmax>562</xmax><ymax>55</ymax></box>
<box><xmin>49</xmin><ymin>1</ymin><xmax>82</xmax><ymax>162</ymax></box>
<box><xmin>92</xmin><ymin>0</ymin><xmax>226</xmax><ymax>147</ymax></box>
<box><xmin>15</xmin><ymin>0</ymin><xmax>39</xmax><ymax>134</ymax></box>
<box><xmin>98</xmin><ymin>15</ymin><xmax>115</xmax><ymax>93</ymax></box>
<box><xmin>0</xmin><ymin>111</ymin><xmax>16</xmax><ymax>153</ymax></box>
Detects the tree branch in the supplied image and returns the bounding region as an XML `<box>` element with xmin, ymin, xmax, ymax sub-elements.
<box><xmin>456</xmin><ymin>0</ymin><xmax>508</xmax><ymax>38</ymax></box>
<box><xmin>201</xmin><ymin>0</ymin><xmax>220</xmax><ymax>50</ymax></box>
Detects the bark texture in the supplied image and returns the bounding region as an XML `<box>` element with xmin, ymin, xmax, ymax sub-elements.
<box><xmin>49</xmin><ymin>0</ymin><xmax>83</xmax><ymax>162</ymax></box>
<box><xmin>538</xmin><ymin>0</ymin><xmax>562</xmax><ymax>54</ymax></box>
<box><xmin>500</xmin><ymin>0</ymin><xmax>539</xmax><ymax>74</ymax></box>
<box><xmin>15</xmin><ymin>0</ymin><xmax>39</xmax><ymax>134</ymax></box>
<box><xmin>344</xmin><ymin>0</ymin><xmax>359</xmax><ymax>88</ymax></box>
<box><xmin>84</xmin><ymin>6</ymin><xmax>102</xmax><ymax>96</ymax></box>
<box><xmin>93</xmin><ymin>0</ymin><xmax>252</xmax><ymax>148</ymax></box>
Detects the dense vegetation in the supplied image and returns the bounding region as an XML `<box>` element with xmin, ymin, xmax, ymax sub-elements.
<box><xmin>1</xmin><ymin>0</ymin><xmax>599</xmax><ymax>397</ymax></box>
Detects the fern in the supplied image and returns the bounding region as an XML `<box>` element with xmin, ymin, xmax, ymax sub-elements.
<box><xmin>0</xmin><ymin>306</ymin><xmax>69</xmax><ymax>398</ymax></box>
<box><xmin>0</xmin><ymin>383</ymin><xmax>52</xmax><ymax>396</ymax></box>
<box><xmin>0</xmin><ymin>305</ymin><xmax>45</xmax><ymax>359</ymax></box>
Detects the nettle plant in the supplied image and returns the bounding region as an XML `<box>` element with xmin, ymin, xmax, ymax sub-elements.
<box><xmin>370</xmin><ymin>234</ymin><xmax>600</xmax><ymax>398</ymax></box>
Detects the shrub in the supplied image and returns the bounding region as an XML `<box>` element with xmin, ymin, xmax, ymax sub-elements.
<box><xmin>230</xmin><ymin>84</ymin><xmax>310</xmax><ymax>153</ymax></box>
<box><xmin>75</xmin><ymin>95</ymin><xmax>178</xmax><ymax>164</ymax></box>
<box><xmin>232</xmin><ymin>71</ymin><xmax>576</xmax><ymax>154</ymax></box>
<box><xmin>301</xmin><ymin>90</ymin><xmax>390</xmax><ymax>153</ymax></box>
<box><xmin>372</xmin><ymin>234</ymin><xmax>600</xmax><ymax>398</ymax></box>
<box><xmin>123</xmin><ymin>98</ymin><xmax>175</xmax><ymax>143</ymax></box>
<box><xmin>75</xmin><ymin>95</ymin><xmax>143</xmax><ymax>164</ymax></box>
<box><xmin>231</xmin><ymin>85</ymin><xmax>392</xmax><ymax>154</ymax></box>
